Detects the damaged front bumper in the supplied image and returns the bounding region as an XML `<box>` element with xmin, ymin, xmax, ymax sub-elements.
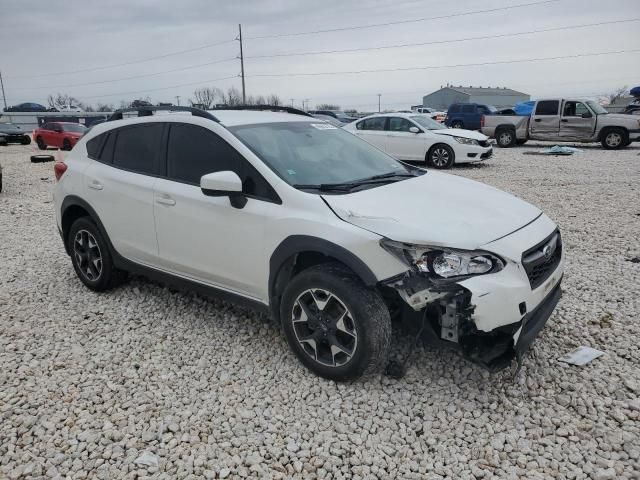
<box><xmin>382</xmin><ymin>225</ymin><xmax>564</xmax><ymax>371</ymax></box>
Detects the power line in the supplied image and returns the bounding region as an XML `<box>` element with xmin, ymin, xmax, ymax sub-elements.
<box><xmin>247</xmin><ymin>49</ymin><xmax>640</xmax><ymax>78</ymax></box>
<box><xmin>246</xmin><ymin>19</ymin><xmax>640</xmax><ymax>59</ymax></box>
<box><xmin>244</xmin><ymin>0</ymin><xmax>560</xmax><ymax>39</ymax></box>
<box><xmin>6</xmin><ymin>38</ymin><xmax>236</xmax><ymax>79</ymax></box>
<box><xmin>11</xmin><ymin>57</ymin><xmax>237</xmax><ymax>91</ymax></box>
<box><xmin>78</xmin><ymin>75</ymin><xmax>238</xmax><ymax>101</ymax></box>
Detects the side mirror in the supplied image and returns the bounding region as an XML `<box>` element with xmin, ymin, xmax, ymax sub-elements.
<box><xmin>409</xmin><ymin>126</ymin><xmax>421</xmax><ymax>133</ymax></box>
<box><xmin>581</xmin><ymin>112</ymin><xmax>592</xmax><ymax>119</ymax></box>
<box><xmin>200</xmin><ymin>171</ymin><xmax>247</xmax><ymax>209</ymax></box>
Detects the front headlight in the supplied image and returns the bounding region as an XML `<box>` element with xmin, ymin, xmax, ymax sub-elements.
<box><xmin>380</xmin><ymin>239</ymin><xmax>503</xmax><ymax>279</ymax></box>
<box><xmin>453</xmin><ymin>136</ymin><xmax>479</xmax><ymax>145</ymax></box>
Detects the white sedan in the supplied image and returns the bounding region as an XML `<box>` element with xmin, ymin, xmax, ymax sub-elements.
<box><xmin>343</xmin><ymin>113</ymin><xmax>492</xmax><ymax>169</ymax></box>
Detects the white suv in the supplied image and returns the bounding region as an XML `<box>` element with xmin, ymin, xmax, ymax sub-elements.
<box><xmin>53</xmin><ymin>106</ymin><xmax>564</xmax><ymax>381</ymax></box>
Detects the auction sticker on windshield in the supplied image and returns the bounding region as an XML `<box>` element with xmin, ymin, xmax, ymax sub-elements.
<box><xmin>310</xmin><ymin>123</ymin><xmax>337</xmax><ymax>130</ymax></box>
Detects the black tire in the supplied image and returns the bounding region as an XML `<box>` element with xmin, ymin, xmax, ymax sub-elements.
<box><xmin>280</xmin><ymin>262</ymin><xmax>391</xmax><ymax>381</ymax></box>
<box><xmin>21</xmin><ymin>136</ymin><xmax>31</xmax><ymax>145</ymax></box>
<box><xmin>495</xmin><ymin>128</ymin><xmax>517</xmax><ymax>148</ymax></box>
<box><xmin>451</xmin><ymin>120</ymin><xmax>464</xmax><ymax>129</ymax></box>
<box><xmin>62</xmin><ymin>138</ymin><xmax>72</xmax><ymax>151</ymax></box>
<box><xmin>0</xmin><ymin>172</ymin><xmax>2</xmax><ymax>193</ymax></box>
<box><xmin>516</xmin><ymin>138</ymin><xmax>528</xmax><ymax>145</ymax></box>
<box><xmin>600</xmin><ymin>128</ymin><xmax>628</xmax><ymax>150</ymax></box>
<box><xmin>30</xmin><ymin>154</ymin><xmax>55</xmax><ymax>163</ymax></box>
<box><xmin>426</xmin><ymin>144</ymin><xmax>455</xmax><ymax>169</ymax></box>
<box><xmin>36</xmin><ymin>137</ymin><xmax>47</xmax><ymax>150</ymax></box>
<box><xmin>67</xmin><ymin>217</ymin><xmax>127</xmax><ymax>291</ymax></box>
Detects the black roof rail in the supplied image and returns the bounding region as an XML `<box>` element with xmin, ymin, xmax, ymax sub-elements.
<box><xmin>211</xmin><ymin>104</ymin><xmax>313</xmax><ymax>117</ymax></box>
<box><xmin>107</xmin><ymin>105</ymin><xmax>219</xmax><ymax>122</ymax></box>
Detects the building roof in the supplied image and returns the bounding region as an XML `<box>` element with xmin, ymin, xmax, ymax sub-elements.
<box><xmin>432</xmin><ymin>86</ymin><xmax>529</xmax><ymax>97</ymax></box>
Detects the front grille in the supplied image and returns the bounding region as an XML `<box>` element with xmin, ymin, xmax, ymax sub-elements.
<box><xmin>522</xmin><ymin>230</ymin><xmax>562</xmax><ymax>290</ymax></box>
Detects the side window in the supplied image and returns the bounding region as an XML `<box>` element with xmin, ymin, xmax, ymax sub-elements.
<box><xmin>535</xmin><ymin>101</ymin><xmax>559</xmax><ymax>116</ymax></box>
<box><xmin>113</xmin><ymin>124</ymin><xmax>163</xmax><ymax>174</ymax></box>
<box><xmin>477</xmin><ymin>106</ymin><xmax>490</xmax><ymax>114</ymax></box>
<box><xmin>100</xmin><ymin>133</ymin><xmax>115</xmax><ymax>164</ymax></box>
<box><xmin>388</xmin><ymin>117</ymin><xmax>414</xmax><ymax>132</ymax></box>
<box><xmin>167</xmin><ymin>124</ymin><xmax>277</xmax><ymax>201</ymax></box>
<box><xmin>448</xmin><ymin>105</ymin><xmax>458</xmax><ymax>113</ymax></box>
<box><xmin>563</xmin><ymin>101</ymin><xmax>589</xmax><ymax>117</ymax></box>
<box><xmin>462</xmin><ymin>105</ymin><xmax>475</xmax><ymax>114</ymax></box>
<box><xmin>86</xmin><ymin>133</ymin><xmax>106</xmax><ymax>160</ymax></box>
<box><xmin>360</xmin><ymin>117</ymin><xmax>386</xmax><ymax>131</ymax></box>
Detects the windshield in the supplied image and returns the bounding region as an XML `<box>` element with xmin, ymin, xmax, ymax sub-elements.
<box><xmin>410</xmin><ymin>115</ymin><xmax>446</xmax><ymax>130</ymax></box>
<box><xmin>230</xmin><ymin>122</ymin><xmax>413</xmax><ymax>188</ymax></box>
<box><xmin>62</xmin><ymin>124</ymin><xmax>87</xmax><ymax>133</ymax></box>
<box><xmin>586</xmin><ymin>101</ymin><xmax>608</xmax><ymax>115</ymax></box>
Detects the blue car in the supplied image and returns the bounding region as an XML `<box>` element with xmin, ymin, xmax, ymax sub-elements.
<box><xmin>444</xmin><ymin>103</ymin><xmax>498</xmax><ymax>130</ymax></box>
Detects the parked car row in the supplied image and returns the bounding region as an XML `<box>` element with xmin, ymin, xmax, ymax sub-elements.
<box><xmin>0</xmin><ymin>123</ymin><xmax>31</xmax><ymax>145</ymax></box>
<box><xmin>52</xmin><ymin>105</ymin><xmax>564</xmax><ymax>381</ymax></box>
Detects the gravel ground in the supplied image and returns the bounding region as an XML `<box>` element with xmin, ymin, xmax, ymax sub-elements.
<box><xmin>1</xmin><ymin>141</ymin><xmax>639</xmax><ymax>480</ymax></box>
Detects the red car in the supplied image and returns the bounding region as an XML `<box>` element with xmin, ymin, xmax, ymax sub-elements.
<box><xmin>34</xmin><ymin>122</ymin><xmax>87</xmax><ymax>150</ymax></box>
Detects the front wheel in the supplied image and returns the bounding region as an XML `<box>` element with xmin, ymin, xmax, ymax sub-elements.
<box><xmin>451</xmin><ymin>121</ymin><xmax>463</xmax><ymax>129</ymax></box>
<box><xmin>280</xmin><ymin>263</ymin><xmax>391</xmax><ymax>381</ymax></box>
<box><xmin>427</xmin><ymin>144</ymin><xmax>455</xmax><ymax>169</ymax></box>
<box><xmin>21</xmin><ymin>136</ymin><xmax>31</xmax><ymax>145</ymax></box>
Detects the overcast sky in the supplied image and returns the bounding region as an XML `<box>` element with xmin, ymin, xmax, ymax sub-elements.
<box><xmin>1</xmin><ymin>0</ymin><xmax>639</xmax><ymax>111</ymax></box>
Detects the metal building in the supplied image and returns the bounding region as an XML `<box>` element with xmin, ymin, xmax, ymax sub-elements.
<box><xmin>422</xmin><ymin>85</ymin><xmax>530</xmax><ymax>110</ymax></box>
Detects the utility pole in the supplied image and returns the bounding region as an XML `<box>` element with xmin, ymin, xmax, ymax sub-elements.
<box><xmin>0</xmin><ymin>70</ymin><xmax>7</xmax><ymax>110</ymax></box>
<box><xmin>378</xmin><ymin>94</ymin><xmax>381</xmax><ymax>113</ymax></box>
<box><xmin>238</xmin><ymin>24</ymin><xmax>246</xmax><ymax>104</ymax></box>
<box><xmin>175</xmin><ymin>95</ymin><xmax>180</xmax><ymax>106</ymax></box>
<box><xmin>290</xmin><ymin>98</ymin><xmax>294</xmax><ymax>107</ymax></box>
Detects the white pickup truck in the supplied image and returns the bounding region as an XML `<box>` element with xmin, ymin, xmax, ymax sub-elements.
<box><xmin>481</xmin><ymin>98</ymin><xmax>640</xmax><ymax>149</ymax></box>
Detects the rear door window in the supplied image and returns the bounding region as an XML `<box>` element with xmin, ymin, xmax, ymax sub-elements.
<box><xmin>462</xmin><ymin>105</ymin><xmax>475</xmax><ymax>114</ymax></box>
<box><xmin>166</xmin><ymin>123</ymin><xmax>278</xmax><ymax>202</ymax></box>
<box><xmin>357</xmin><ymin>117</ymin><xmax>387</xmax><ymax>131</ymax></box>
<box><xmin>535</xmin><ymin>101</ymin><xmax>559</xmax><ymax>116</ymax></box>
<box><xmin>112</xmin><ymin>124</ymin><xmax>163</xmax><ymax>175</ymax></box>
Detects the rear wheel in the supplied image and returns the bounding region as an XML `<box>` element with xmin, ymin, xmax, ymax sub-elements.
<box><xmin>68</xmin><ymin>217</ymin><xmax>127</xmax><ymax>291</ymax></box>
<box><xmin>496</xmin><ymin>128</ymin><xmax>517</xmax><ymax>148</ymax></box>
<box><xmin>601</xmin><ymin>128</ymin><xmax>628</xmax><ymax>150</ymax></box>
<box><xmin>36</xmin><ymin>137</ymin><xmax>46</xmax><ymax>150</ymax></box>
<box><xmin>21</xmin><ymin>136</ymin><xmax>31</xmax><ymax>145</ymax></box>
<box><xmin>427</xmin><ymin>144</ymin><xmax>455</xmax><ymax>169</ymax></box>
<box><xmin>280</xmin><ymin>263</ymin><xmax>391</xmax><ymax>381</ymax></box>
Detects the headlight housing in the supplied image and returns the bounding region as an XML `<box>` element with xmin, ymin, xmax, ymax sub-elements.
<box><xmin>453</xmin><ymin>136</ymin><xmax>479</xmax><ymax>146</ymax></box>
<box><xmin>380</xmin><ymin>239</ymin><xmax>504</xmax><ymax>279</ymax></box>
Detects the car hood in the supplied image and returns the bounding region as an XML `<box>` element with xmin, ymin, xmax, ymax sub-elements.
<box><xmin>430</xmin><ymin>128</ymin><xmax>488</xmax><ymax>141</ymax></box>
<box><xmin>322</xmin><ymin>172</ymin><xmax>541</xmax><ymax>250</ymax></box>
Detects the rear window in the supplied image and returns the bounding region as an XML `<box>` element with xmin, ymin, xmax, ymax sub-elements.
<box><xmin>535</xmin><ymin>101</ymin><xmax>559</xmax><ymax>116</ymax></box>
<box><xmin>86</xmin><ymin>134</ymin><xmax>106</xmax><ymax>160</ymax></box>
<box><xmin>113</xmin><ymin>124</ymin><xmax>163</xmax><ymax>174</ymax></box>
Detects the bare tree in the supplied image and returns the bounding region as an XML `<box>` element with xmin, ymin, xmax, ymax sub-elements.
<box><xmin>190</xmin><ymin>87</ymin><xmax>220</xmax><ymax>108</ymax></box>
<box><xmin>316</xmin><ymin>103</ymin><xmax>340</xmax><ymax>110</ymax></box>
<box><xmin>220</xmin><ymin>87</ymin><xmax>243</xmax><ymax>106</ymax></box>
<box><xmin>266</xmin><ymin>94</ymin><xmax>282</xmax><ymax>106</ymax></box>
<box><xmin>608</xmin><ymin>85</ymin><xmax>628</xmax><ymax>105</ymax></box>
<box><xmin>47</xmin><ymin>93</ymin><xmax>81</xmax><ymax>110</ymax></box>
<box><xmin>95</xmin><ymin>103</ymin><xmax>114</xmax><ymax>112</ymax></box>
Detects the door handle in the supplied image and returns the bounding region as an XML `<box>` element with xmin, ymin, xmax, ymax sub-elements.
<box><xmin>88</xmin><ymin>180</ymin><xmax>103</xmax><ymax>190</ymax></box>
<box><xmin>534</xmin><ymin>118</ymin><xmax>542</xmax><ymax>122</ymax></box>
<box><xmin>561</xmin><ymin>119</ymin><xmax>568</xmax><ymax>123</ymax></box>
<box><xmin>156</xmin><ymin>194</ymin><xmax>176</xmax><ymax>206</ymax></box>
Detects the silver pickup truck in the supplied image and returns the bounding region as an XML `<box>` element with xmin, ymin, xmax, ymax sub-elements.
<box><xmin>481</xmin><ymin>98</ymin><xmax>640</xmax><ymax>149</ymax></box>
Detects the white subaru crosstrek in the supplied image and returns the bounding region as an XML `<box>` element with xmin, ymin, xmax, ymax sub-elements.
<box><xmin>53</xmin><ymin>106</ymin><xmax>563</xmax><ymax>381</ymax></box>
<box><xmin>343</xmin><ymin>113</ymin><xmax>492</xmax><ymax>169</ymax></box>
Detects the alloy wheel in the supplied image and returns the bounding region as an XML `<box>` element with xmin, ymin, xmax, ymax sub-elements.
<box><xmin>291</xmin><ymin>288</ymin><xmax>358</xmax><ymax>367</ymax></box>
<box><xmin>498</xmin><ymin>131</ymin><xmax>513</xmax><ymax>146</ymax></box>
<box><xmin>431</xmin><ymin>147</ymin><xmax>450</xmax><ymax>167</ymax></box>
<box><xmin>605</xmin><ymin>132</ymin><xmax>622</xmax><ymax>147</ymax></box>
<box><xmin>73</xmin><ymin>229</ymin><xmax>103</xmax><ymax>281</ymax></box>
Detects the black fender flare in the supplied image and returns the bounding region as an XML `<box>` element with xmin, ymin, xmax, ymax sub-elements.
<box><xmin>60</xmin><ymin>195</ymin><xmax>116</xmax><ymax>257</ymax></box>
<box><xmin>268</xmin><ymin>235</ymin><xmax>378</xmax><ymax>318</ymax></box>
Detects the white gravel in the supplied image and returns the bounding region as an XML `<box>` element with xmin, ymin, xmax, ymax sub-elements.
<box><xmin>1</xmin><ymin>141</ymin><xmax>639</xmax><ymax>479</ymax></box>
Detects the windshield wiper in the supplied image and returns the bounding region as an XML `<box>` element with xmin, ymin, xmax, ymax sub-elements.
<box><xmin>364</xmin><ymin>172</ymin><xmax>417</xmax><ymax>181</ymax></box>
<box><xmin>293</xmin><ymin>183</ymin><xmax>354</xmax><ymax>192</ymax></box>
<box><xmin>294</xmin><ymin>172</ymin><xmax>417</xmax><ymax>192</ymax></box>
